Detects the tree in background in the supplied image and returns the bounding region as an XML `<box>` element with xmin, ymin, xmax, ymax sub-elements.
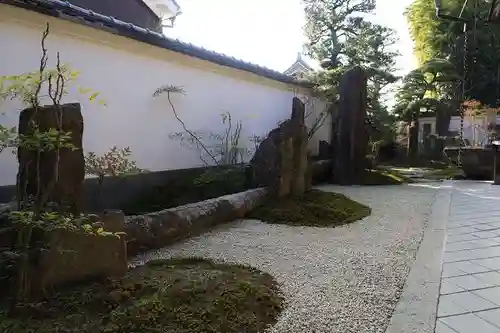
<box><xmin>393</xmin><ymin>58</ymin><xmax>460</xmax><ymax>157</ymax></box>
<box><xmin>404</xmin><ymin>0</ymin><xmax>443</xmax><ymax>65</ymax></box>
<box><xmin>405</xmin><ymin>0</ymin><xmax>500</xmax><ymax>107</ymax></box>
<box><xmin>393</xmin><ymin>59</ymin><xmax>459</xmax><ymax>122</ymax></box>
<box><xmin>303</xmin><ymin>0</ymin><xmax>399</xmax><ymax>143</ymax></box>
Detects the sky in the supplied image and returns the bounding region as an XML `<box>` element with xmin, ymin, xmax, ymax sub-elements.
<box><xmin>167</xmin><ymin>0</ymin><xmax>418</xmax><ymax>79</ymax></box>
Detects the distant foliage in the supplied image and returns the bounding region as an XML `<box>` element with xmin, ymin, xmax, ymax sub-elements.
<box><xmin>303</xmin><ymin>0</ymin><xmax>399</xmax><ymax>143</ymax></box>
<box><xmin>393</xmin><ymin>58</ymin><xmax>459</xmax><ymax>121</ymax></box>
<box><xmin>405</xmin><ymin>0</ymin><xmax>500</xmax><ymax>106</ymax></box>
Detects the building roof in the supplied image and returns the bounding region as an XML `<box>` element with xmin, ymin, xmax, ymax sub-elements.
<box><xmin>143</xmin><ymin>0</ymin><xmax>181</xmax><ymax>20</ymax></box>
<box><xmin>284</xmin><ymin>52</ymin><xmax>313</xmax><ymax>76</ymax></box>
<box><xmin>3</xmin><ymin>0</ymin><xmax>312</xmax><ymax>87</ymax></box>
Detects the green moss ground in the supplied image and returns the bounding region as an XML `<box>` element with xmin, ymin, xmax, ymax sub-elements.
<box><xmin>0</xmin><ymin>258</ymin><xmax>283</xmax><ymax>333</ymax></box>
<box><xmin>422</xmin><ymin>167</ymin><xmax>465</xmax><ymax>180</ymax></box>
<box><xmin>361</xmin><ymin>169</ymin><xmax>414</xmax><ymax>185</ymax></box>
<box><xmin>248</xmin><ymin>189</ymin><xmax>371</xmax><ymax>227</ymax></box>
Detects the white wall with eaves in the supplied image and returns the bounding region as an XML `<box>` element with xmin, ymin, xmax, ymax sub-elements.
<box><xmin>0</xmin><ymin>4</ymin><xmax>330</xmax><ymax>186</ymax></box>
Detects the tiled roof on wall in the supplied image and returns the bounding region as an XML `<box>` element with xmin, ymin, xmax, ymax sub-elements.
<box><xmin>3</xmin><ymin>0</ymin><xmax>312</xmax><ymax>87</ymax></box>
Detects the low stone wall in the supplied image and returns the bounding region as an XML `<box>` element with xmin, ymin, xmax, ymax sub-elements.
<box><xmin>0</xmin><ymin>165</ymin><xmax>251</xmax><ymax>210</ymax></box>
<box><xmin>0</xmin><ymin>160</ymin><xmax>330</xmax><ymax>212</ymax></box>
<box><xmin>444</xmin><ymin>147</ymin><xmax>496</xmax><ymax>179</ymax></box>
<box><xmin>125</xmin><ymin>187</ymin><xmax>268</xmax><ymax>255</ymax></box>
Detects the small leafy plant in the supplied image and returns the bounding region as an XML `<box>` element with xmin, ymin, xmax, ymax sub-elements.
<box><xmin>85</xmin><ymin>146</ymin><xmax>145</xmax><ymax>208</ymax></box>
<box><xmin>0</xmin><ymin>125</ymin><xmax>16</xmax><ymax>154</ymax></box>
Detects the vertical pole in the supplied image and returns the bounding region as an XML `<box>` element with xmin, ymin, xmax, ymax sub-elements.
<box><xmin>497</xmin><ymin>65</ymin><xmax>500</xmax><ymax>107</ymax></box>
<box><xmin>458</xmin><ymin>21</ymin><xmax>468</xmax><ymax>167</ymax></box>
<box><xmin>493</xmin><ymin>147</ymin><xmax>499</xmax><ymax>184</ymax></box>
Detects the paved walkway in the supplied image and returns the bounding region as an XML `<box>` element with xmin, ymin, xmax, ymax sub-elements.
<box><xmin>437</xmin><ymin>181</ymin><xmax>500</xmax><ymax>332</ymax></box>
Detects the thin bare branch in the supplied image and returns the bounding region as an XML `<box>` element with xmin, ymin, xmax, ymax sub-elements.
<box><xmin>154</xmin><ymin>86</ymin><xmax>220</xmax><ymax>166</ymax></box>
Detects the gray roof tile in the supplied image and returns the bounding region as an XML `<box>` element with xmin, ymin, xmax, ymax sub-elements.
<box><xmin>2</xmin><ymin>0</ymin><xmax>312</xmax><ymax>87</ymax></box>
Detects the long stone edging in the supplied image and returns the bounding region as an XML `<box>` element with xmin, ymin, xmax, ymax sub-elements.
<box><xmin>124</xmin><ymin>187</ymin><xmax>268</xmax><ymax>255</ymax></box>
<box><xmin>384</xmin><ymin>181</ymin><xmax>452</xmax><ymax>333</ymax></box>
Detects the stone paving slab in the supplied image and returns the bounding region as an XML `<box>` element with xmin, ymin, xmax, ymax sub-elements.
<box><xmin>386</xmin><ymin>180</ymin><xmax>500</xmax><ymax>333</ymax></box>
<box><xmin>384</xmin><ymin>182</ymin><xmax>451</xmax><ymax>333</ymax></box>
<box><xmin>438</xmin><ymin>181</ymin><xmax>500</xmax><ymax>333</ymax></box>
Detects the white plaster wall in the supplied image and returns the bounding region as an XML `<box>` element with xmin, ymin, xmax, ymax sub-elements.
<box><xmin>0</xmin><ymin>8</ymin><xmax>328</xmax><ymax>186</ymax></box>
<box><xmin>303</xmin><ymin>97</ymin><xmax>331</xmax><ymax>155</ymax></box>
<box><xmin>419</xmin><ymin>115</ymin><xmax>492</xmax><ymax>147</ymax></box>
<box><xmin>449</xmin><ymin>116</ymin><xmax>490</xmax><ymax>146</ymax></box>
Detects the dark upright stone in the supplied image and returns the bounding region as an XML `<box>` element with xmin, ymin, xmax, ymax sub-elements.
<box><xmin>17</xmin><ymin>103</ymin><xmax>85</xmax><ymax>214</ymax></box>
<box><xmin>250</xmin><ymin>97</ymin><xmax>310</xmax><ymax>197</ymax></box>
<box><xmin>334</xmin><ymin>66</ymin><xmax>368</xmax><ymax>184</ymax></box>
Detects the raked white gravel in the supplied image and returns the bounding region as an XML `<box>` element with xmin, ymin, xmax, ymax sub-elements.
<box><xmin>130</xmin><ymin>184</ymin><xmax>439</xmax><ymax>333</ymax></box>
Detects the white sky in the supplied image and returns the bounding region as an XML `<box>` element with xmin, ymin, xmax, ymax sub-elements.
<box><xmin>168</xmin><ymin>0</ymin><xmax>418</xmax><ymax>77</ymax></box>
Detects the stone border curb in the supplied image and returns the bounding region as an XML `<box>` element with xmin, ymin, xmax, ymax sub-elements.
<box><xmin>384</xmin><ymin>181</ymin><xmax>452</xmax><ymax>333</ymax></box>
<box><xmin>124</xmin><ymin>188</ymin><xmax>268</xmax><ymax>255</ymax></box>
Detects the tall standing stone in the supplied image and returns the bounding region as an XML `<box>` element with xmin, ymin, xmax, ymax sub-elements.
<box><xmin>334</xmin><ymin>66</ymin><xmax>368</xmax><ymax>185</ymax></box>
<box><xmin>250</xmin><ymin>97</ymin><xmax>310</xmax><ymax>197</ymax></box>
<box><xmin>290</xmin><ymin>97</ymin><xmax>309</xmax><ymax>195</ymax></box>
<box><xmin>17</xmin><ymin>103</ymin><xmax>85</xmax><ymax>214</ymax></box>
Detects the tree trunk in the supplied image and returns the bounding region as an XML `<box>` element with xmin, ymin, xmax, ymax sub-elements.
<box><xmin>407</xmin><ymin>120</ymin><xmax>419</xmax><ymax>162</ymax></box>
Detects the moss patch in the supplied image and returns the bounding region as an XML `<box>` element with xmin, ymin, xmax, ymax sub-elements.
<box><xmin>0</xmin><ymin>258</ymin><xmax>283</xmax><ymax>333</ymax></box>
<box><xmin>248</xmin><ymin>189</ymin><xmax>371</xmax><ymax>227</ymax></box>
<box><xmin>381</xmin><ymin>159</ymin><xmax>450</xmax><ymax>169</ymax></box>
<box><xmin>361</xmin><ymin>169</ymin><xmax>413</xmax><ymax>185</ymax></box>
<box><xmin>423</xmin><ymin>167</ymin><xmax>465</xmax><ymax>180</ymax></box>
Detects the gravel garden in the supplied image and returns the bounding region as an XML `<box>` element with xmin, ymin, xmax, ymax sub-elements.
<box><xmin>0</xmin><ymin>185</ymin><xmax>380</xmax><ymax>333</ymax></box>
<box><xmin>0</xmin><ymin>175</ymin><xmax>443</xmax><ymax>333</ymax></box>
<box><xmin>129</xmin><ymin>184</ymin><xmax>438</xmax><ymax>333</ymax></box>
